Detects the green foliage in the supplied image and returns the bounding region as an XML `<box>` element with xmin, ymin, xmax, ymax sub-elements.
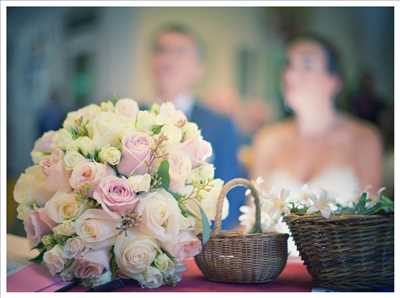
<box><xmin>110</xmin><ymin>247</ymin><xmax>118</xmax><ymax>278</ymax></box>
<box><xmin>199</xmin><ymin>206</ymin><xmax>211</xmax><ymax>245</ymax></box>
<box><xmin>30</xmin><ymin>243</ymin><xmax>46</xmax><ymax>264</ymax></box>
<box><xmin>151</xmin><ymin>124</ymin><xmax>164</xmax><ymax>135</ymax></box>
<box><xmin>157</xmin><ymin>160</ymin><xmax>170</xmax><ymax>190</ymax></box>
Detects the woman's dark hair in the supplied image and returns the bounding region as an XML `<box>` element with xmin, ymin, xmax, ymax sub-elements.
<box><xmin>287</xmin><ymin>33</ymin><xmax>343</xmax><ymax>80</ymax></box>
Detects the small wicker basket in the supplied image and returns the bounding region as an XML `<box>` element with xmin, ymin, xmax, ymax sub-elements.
<box><xmin>195</xmin><ymin>178</ymin><xmax>289</xmax><ymax>283</ymax></box>
<box><xmin>284</xmin><ymin>214</ymin><xmax>394</xmax><ymax>291</ymax></box>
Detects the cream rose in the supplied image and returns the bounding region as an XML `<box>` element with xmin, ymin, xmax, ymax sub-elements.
<box><xmin>182</xmin><ymin>122</ymin><xmax>201</xmax><ymax>141</ymax></box>
<box><xmin>100</xmin><ymin>101</ymin><xmax>114</xmax><ymax>112</ymax></box>
<box><xmin>115</xmin><ymin>98</ymin><xmax>139</xmax><ymax>120</ymax></box>
<box><xmin>168</xmin><ymin>150</ymin><xmax>192</xmax><ymax>193</ymax></box>
<box><xmin>69</xmin><ymin>160</ymin><xmax>114</xmax><ymax>195</ymax></box>
<box><xmin>160</xmin><ymin>124</ymin><xmax>182</xmax><ymax>145</ymax></box>
<box><xmin>43</xmin><ymin>245</ymin><xmax>66</xmax><ymax>276</ymax></box>
<box><xmin>74</xmin><ymin>136</ymin><xmax>96</xmax><ymax>157</ymax></box>
<box><xmin>180</xmin><ymin>137</ymin><xmax>212</xmax><ymax>167</ymax></box>
<box><xmin>64</xmin><ymin>237</ymin><xmax>88</xmax><ymax>258</ymax></box>
<box><xmin>75</xmin><ymin>209</ymin><xmax>119</xmax><ymax>249</ymax></box>
<box><xmin>52</xmin><ymin>220</ymin><xmax>76</xmax><ymax>236</ymax></box>
<box><xmin>153</xmin><ymin>253</ymin><xmax>174</xmax><ymax>273</ymax></box>
<box><xmin>135</xmin><ymin>110</ymin><xmax>158</xmax><ymax>133</ymax></box>
<box><xmin>157</xmin><ymin>102</ymin><xmax>187</xmax><ymax>127</ymax></box>
<box><xmin>127</xmin><ymin>174</ymin><xmax>151</xmax><ymax>193</ymax></box>
<box><xmin>39</xmin><ymin>149</ymin><xmax>72</xmax><ymax>193</ymax></box>
<box><xmin>99</xmin><ymin>146</ymin><xmax>121</xmax><ymax>166</ymax></box>
<box><xmin>136</xmin><ymin>189</ymin><xmax>183</xmax><ymax>242</ymax></box>
<box><xmin>161</xmin><ymin>231</ymin><xmax>201</xmax><ymax>261</ymax></box>
<box><xmin>31</xmin><ymin>131</ymin><xmax>56</xmax><ymax>163</ymax></box>
<box><xmin>14</xmin><ymin>165</ymin><xmax>55</xmax><ymax>206</ymax></box>
<box><xmin>114</xmin><ymin>229</ymin><xmax>159</xmax><ymax>276</ymax></box>
<box><xmin>64</xmin><ymin>150</ymin><xmax>85</xmax><ymax>170</ymax></box>
<box><xmin>45</xmin><ymin>192</ymin><xmax>82</xmax><ymax>223</ymax></box>
<box><xmin>190</xmin><ymin>163</ymin><xmax>215</xmax><ymax>183</ymax></box>
<box><xmin>53</xmin><ymin>129</ymin><xmax>75</xmax><ymax>150</ymax></box>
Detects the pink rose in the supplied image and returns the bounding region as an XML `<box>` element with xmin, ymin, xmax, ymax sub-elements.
<box><xmin>71</xmin><ymin>249</ymin><xmax>110</xmax><ymax>279</ymax></box>
<box><xmin>33</xmin><ymin>131</ymin><xmax>56</xmax><ymax>152</ymax></box>
<box><xmin>93</xmin><ymin>176</ymin><xmax>138</xmax><ymax>216</ymax></box>
<box><xmin>39</xmin><ymin>149</ymin><xmax>72</xmax><ymax>193</ymax></box>
<box><xmin>117</xmin><ymin>132</ymin><xmax>153</xmax><ymax>176</ymax></box>
<box><xmin>24</xmin><ymin>208</ymin><xmax>56</xmax><ymax>247</ymax></box>
<box><xmin>161</xmin><ymin>231</ymin><xmax>201</xmax><ymax>261</ymax></box>
<box><xmin>69</xmin><ymin>160</ymin><xmax>114</xmax><ymax>195</ymax></box>
<box><xmin>168</xmin><ymin>150</ymin><xmax>192</xmax><ymax>193</ymax></box>
<box><xmin>180</xmin><ymin>137</ymin><xmax>212</xmax><ymax>167</ymax></box>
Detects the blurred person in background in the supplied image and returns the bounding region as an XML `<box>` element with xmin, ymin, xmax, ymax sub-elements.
<box><xmin>37</xmin><ymin>90</ymin><xmax>66</xmax><ymax>136</ymax></box>
<box><xmin>151</xmin><ymin>24</ymin><xmax>245</xmax><ymax>229</ymax></box>
<box><xmin>251</xmin><ymin>34</ymin><xmax>384</xmax><ymax>206</ymax></box>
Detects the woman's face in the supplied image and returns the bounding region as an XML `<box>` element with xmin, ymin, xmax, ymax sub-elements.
<box><xmin>282</xmin><ymin>40</ymin><xmax>340</xmax><ymax>114</ymax></box>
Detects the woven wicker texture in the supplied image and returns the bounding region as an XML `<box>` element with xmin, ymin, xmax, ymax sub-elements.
<box><xmin>284</xmin><ymin>214</ymin><xmax>394</xmax><ymax>291</ymax></box>
<box><xmin>195</xmin><ymin>178</ymin><xmax>289</xmax><ymax>283</ymax></box>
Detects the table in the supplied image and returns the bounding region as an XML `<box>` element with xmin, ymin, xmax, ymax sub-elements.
<box><xmin>8</xmin><ymin>257</ymin><xmax>312</xmax><ymax>292</ymax></box>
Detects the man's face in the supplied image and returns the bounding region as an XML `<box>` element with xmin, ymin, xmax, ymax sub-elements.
<box><xmin>151</xmin><ymin>32</ymin><xmax>203</xmax><ymax>97</ymax></box>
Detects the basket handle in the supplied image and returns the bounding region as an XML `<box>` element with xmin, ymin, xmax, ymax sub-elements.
<box><xmin>212</xmin><ymin>178</ymin><xmax>262</xmax><ymax>238</ymax></box>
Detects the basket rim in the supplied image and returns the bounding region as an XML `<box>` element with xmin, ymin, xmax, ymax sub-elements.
<box><xmin>284</xmin><ymin>213</ymin><xmax>393</xmax><ymax>223</ymax></box>
<box><xmin>199</xmin><ymin>231</ymin><xmax>289</xmax><ymax>240</ymax></box>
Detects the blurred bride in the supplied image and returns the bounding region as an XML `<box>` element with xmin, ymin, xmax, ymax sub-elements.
<box><xmin>250</xmin><ymin>34</ymin><xmax>383</xmax><ymax>207</ymax></box>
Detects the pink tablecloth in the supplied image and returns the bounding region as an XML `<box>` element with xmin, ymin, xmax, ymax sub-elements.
<box><xmin>8</xmin><ymin>257</ymin><xmax>312</xmax><ymax>292</ymax></box>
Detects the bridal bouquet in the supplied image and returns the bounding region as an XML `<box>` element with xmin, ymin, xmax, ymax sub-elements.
<box><xmin>13</xmin><ymin>98</ymin><xmax>229</xmax><ymax>289</ymax></box>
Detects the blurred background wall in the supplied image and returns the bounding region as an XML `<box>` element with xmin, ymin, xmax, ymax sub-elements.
<box><xmin>7</xmin><ymin>7</ymin><xmax>394</xmax><ymax>233</ymax></box>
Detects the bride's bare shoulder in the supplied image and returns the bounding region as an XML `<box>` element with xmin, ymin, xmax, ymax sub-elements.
<box><xmin>342</xmin><ymin>115</ymin><xmax>381</xmax><ymax>147</ymax></box>
<box><xmin>254</xmin><ymin>119</ymin><xmax>296</xmax><ymax>144</ymax></box>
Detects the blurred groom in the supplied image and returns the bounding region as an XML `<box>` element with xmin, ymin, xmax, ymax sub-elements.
<box><xmin>150</xmin><ymin>24</ymin><xmax>246</xmax><ymax>230</ymax></box>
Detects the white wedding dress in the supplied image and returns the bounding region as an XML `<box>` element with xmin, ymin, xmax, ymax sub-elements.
<box><xmin>264</xmin><ymin>167</ymin><xmax>360</xmax><ymax>256</ymax></box>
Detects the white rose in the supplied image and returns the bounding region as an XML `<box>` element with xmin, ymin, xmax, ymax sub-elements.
<box><xmin>64</xmin><ymin>237</ymin><xmax>87</xmax><ymax>258</ymax></box>
<box><xmin>157</xmin><ymin>102</ymin><xmax>187</xmax><ymax>127</ymax></box>
<box><xmin>64</xmin><ymin>105</ymin><xmax>101</xmax><ymax>130</ymax></box>
<box><xmin>153</xmin><ymin>253</ymin><xmax>174</xmax><ymax>273</ymax></box>
<box><xmin>14</xmin><ymin>165</ymin><xmax>54</xmax><ymax>206</ymax></box>
<box><xmin>100</xmin><ymin>101</ymin><xmax>114</xmax><ymax>112</ymax></box>
<box><xmin>136</xmin><ymin>189</ymin><xmax>183</xmax><ymax>242</ymax></box>
<box><xmin>114</xmin><ymin>229</ymin><xmax>159</xmax><ymax>276</ymax></box>
<box><xmin>75</xmin><ymin>209</ymin><xmax>119</xmax><ymax>249</ymax></box>
<box><xmin>99</xmin><ymin>146</ymin><xmax>121</xmax><ymax>166</ymax></box>
<box><xmin>53</xmin><ymin>129</ymin><xmax>75</xmax><ymax>150</ymax></box>
<box><xmin>167</xmin><ymin>150</ymin><xmax>192</xmax><ymax>193</ymax></box>
<box><xmin>135</xmin><ymin>110</ymin><xmax>157</xmax><ymax>133</ymax></box>
<box><xmin>64</xmin><ymin>150</ymin><xmax>85</xmax><ymax>170</ymax></box>
<box><xmin>137</xmin><ymin>266</ymin><xmax>163</xmax><ymax>289</ymax></box>
<box><xmin>52</xmin><ymin>220</ymin><xmax>76</xmax><ymax>236</ymax></box>
<box><xmin>43</xmin><ymin>245</ymin><xmax>66</xmax><ymax>276</ymax></box>
<box><xmin>199</xmin><ymin>179</ymin><xmax>228</xmax><ymax>220</ymax></box>
<box><xmin>16</xmin><ymin>204</ymin><xmax>33</xmax><ymax>221</ymax></box>
<box><xmin>190</xmin><ymin>163</ymin><xmax>215</xmax><ymax>183</ymax></box>
<box><xmin>45</xmin><ymin>192</ymin><xmax>82</xmax><ymax>223</ymax></box>
<box><xmin>182</xmin><ymin>122</ymin><xmax>201</xmax><ymax>140</ymax></box>
<box><xmin>87</xmin><ymin>112</ymin><xmax>132</xmax><ymax>148</ymax></box>
<box><xmin>160</xmin><ymin>124</ymin><xmax>182</xmax><ymax>145</ymax></box>
<box><xmin>74</xmin><ymin>136</ymin><xmax>96</xmax><ymax>157</ymax></box>
<box><xmin>31</xmin><ymin>152</ymin><xmax>47</xmax><ymax>164</ymax></box>
<box><xmin>115</xmin><ymin>98</ymin><xmax>139</xmax><ymax>120</ymax></box>
<box><xmin>128</xmin><ymin>174</ymin><xmax>151</xmax><ymax>193</ymax></box>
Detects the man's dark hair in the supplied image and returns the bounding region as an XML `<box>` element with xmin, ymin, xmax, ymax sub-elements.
<box><xmin>287</xmin><ymin>33</ymin><xmax>343</xmax><ymax>80</ymax></box>
<box><xmin>151</xmin><ymin>24</ymin><xmax>206</xmax><ymax>60</ymax></box>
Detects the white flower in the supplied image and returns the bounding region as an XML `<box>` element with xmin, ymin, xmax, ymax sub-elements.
<box><xmin>153</xmin><ymin>253</ymin><xmax>174</xmax><ymax>273</ymax></box>
<box><xmin>182</xmin><ymin>122</ymin><xmax>201</xmax><ymax>140</ymax></box>
<box><xmin>63</xmin><ymin>104</ymin><xmax>101</xmax><ymax>131</ymax></box>
<box><xmin>160</xmin><ymin>124</ymin><xmax>182</xmax><ymax>145</ymax></box>
<box><xmin>16</xmin><ymin>204</ymin><xmax>33</xmax><ymax>221</ymax></box>
<box><xmin>75</xmin><ymin>209</ymin><xmax>119</xmax><ymax>249</ymax></box>
<box><xmin>157</xmin><ymin>102</ymin><xmax>187</xmax><ymax>127</ymax></box>
<box><xmin>74</xmin><ymin>136</ymin><xmax>96</xmax><ymax>157</ymax></box>
<box><xmin>306</xmin><ymin>190</ymin><xmax>334</xmax><ymax>218</ymax></box>
<box><xmin>45</xmin><ymin>192</ymin><xmax>82</xmax><ymax>223</ymax></box>
<box><xmin>52</xmin><ymin>220</ymin><xmax>76</xmax><ymax>236</ymax></box>
<box><xmin>99</xmin><ymin>146</ymin><xmax>121</xmax><ymax>166</ymax></box>
<box><xmin>114</xmin><ymin>229</ymin><xmax>159</xmax><ymax>276</ymax></box>
<box><xmin>53</xmin><ymin>129</ymin><xmax>75</xmax><ymax>150</ymax></box>
<box><xmin>14</xmin><ymin>165</ymin><xmax>54</xmax><ymax>206</ymax></box>
<box><xmin>64</xmin><ymin>150</ymin><xmax>85</xmax><ymax>170</ymax></box>
<box><xmin>64</xmin><ymin>237</ymin><xmax>87</xmax><ymax>258</ymax></box>
<box><xmin>100</xmin><ymin>101</ymin><xmax>114</xmax><ymax>112</ymax></box>
<box><xmin>136</xmin><ymin>189</ymin><xmax>183</xmax><ymax>242</ymax></box>
<box><xmin>135</xmin><ymin>110</ymin><xmax>158</xmax><ymax>133</ymax></box>
<box><xmin>136</xmin><ymin>266</ymin><xmax>163</xmax><ymax>289</ymax></box>
<box><xmin>199</xmin><ymin>179</ymin><xmax>228</xmax><ymax>220</ymax></box>
<box><xmin>43</xmin><ymin>245</ymin><xmax>66</xmax><ymax>276</ymax></box>
<box><xmin>290</xmin><ymin>184</ymin><xmax>318</xmax><ymax>207</ymax></box>
<box><xmin>115</xmin><ymin>98</ymin><xmax>139</xmax><ymax>120</ymax></box>
<box><xmin>190</xmin><ymin>163</ymin><xmax>215</xmax><ymax>183</ymax></box>
<box><xmin>128</xmin><ymin>174</ymin><xmax>151</xmax><ymax>193</ymax></box>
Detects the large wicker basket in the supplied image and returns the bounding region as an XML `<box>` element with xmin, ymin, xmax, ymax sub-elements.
<box><xmin>195</xmin><ymin>178</ymin><xmax>289</xmax><ymax>283</ymax></box>
<box><xmin>284</xmin><ymin>214</ymin><xmax>394</xmax><ymax>291</ymax></box>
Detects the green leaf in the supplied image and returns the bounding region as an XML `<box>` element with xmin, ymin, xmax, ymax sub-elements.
<box><xmin>151</xmin><ymin>124</ymin><xmax>164</xmax><ymax>135</ymax></box>
<box><xmin>354</xmin><ymin>192</ymin><xmax>368</xmax><ymax>214</ymax></box>
<box><xmin>199</xmin><ymin>206</ymin><xmax>211</xmax><ymax>245</ymax></box>
<box><xmin>157</xmin><ymin>160</ymin><xmax>170</xmax><ymax>190</ymax></box>
<box><xmin>110</xmin><ymin>247</ymin><xmax>118</xmax><ymax>278</ymax></box>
